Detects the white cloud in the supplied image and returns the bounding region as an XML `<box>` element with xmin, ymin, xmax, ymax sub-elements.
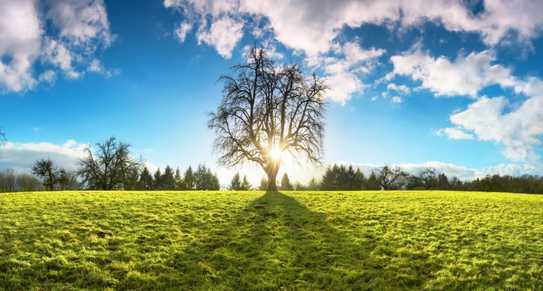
<box><xmin>312</xmin><ymin>42</ymin><xmax>385</xmax><ymax>103</ymax></box>
<box><xmin>197</xmin><ymin>16</ymin><xmax>244</xmax><ymax>58</ymax></box>
<box><xmin>166</xmin><ymin>0</ymin><xmax>543</xmax><ymax>55</ymax></box>
<box><xmin>387</xmin><ymin>83</ymin><xmax>411</xmax><ymax>94</ymax></box>
<box><xmin>46</xmin><ymin>0</ymin><xmax>112</xmax><ymax>46</ymax></box>
<box><xmin>390</xmin><ymin>49</ymin><xmax>515</xmax><ymax>97</ymax></box>
<box><xmin>0</xmin><ymin>140</ymin><xmax>87</xmax><ymax>172</ymax></box>
<box><xmin>0</xmin><ymin>0</ymin><xmax>41</xmax><ymax>92</ymax></box>
<box><xmin>436</xmin><ymin>127</ymin><xmax>474</xmax><ymax>140</ymax></box>
<box><xmin>164</xmin><ymin>0</ymin><xmax>543</xmax><ymax>103</ymax></box>
<box><xmin>448</xmin><ymin>95</ymin><xmax>543</xmax><ymax>162</ymax></box>
<box><xmin>175</xmin><ymin>22</ymin><xmax>193</xmax><ymax>43</ymax></box>
<box><xmin>0</xmin><ymin>0</ymin><xmax>113</xmax><ymax>93</ymax></box>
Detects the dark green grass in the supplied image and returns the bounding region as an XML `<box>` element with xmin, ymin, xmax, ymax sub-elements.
<box><xmin>1</xmin><ymin>191</ymin><xmax>542</xmax><ymax>289</ymax></box>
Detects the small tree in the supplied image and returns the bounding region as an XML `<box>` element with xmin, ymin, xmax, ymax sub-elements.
<box><xmin>241</xmin><ymin>175</ymin><xmax>251</xmax><ymax>190</ymax></box>
<box><xmin>378</xmin><ymin>166</ymin><xmax>406</xmax><ymax>190</ymax></box>
<box><xmin>78</xmin><ymin>137</ymin><xmax>140</xmax><ymax>190</ymax></box>
<box><xmin>32</xmin><ymin>159</ymin><xmax>57</xmax><ymax>191</ymax></box>
<box><xmin>153</xmin><ymin>169</ymin><xmax>162</xmax><ymax>190</ymax></box>
<box><xmin>174</xmin><ymin>168</ymin><xmax>184</xmax><ymax>189</ymax></box>
<box><xmin>184</xmin><ymin>166</ymin><xmax>194</xmax><ymax>190</ymax></box>
<box><xmin>138</xmin><ymin>167</ymin><xmax>153</xmax><ymax>190</ymax></box>
<box><xmin>56</xmin><ymin>169</ymin><xmax>79</xmax><ymax>190</ymax></box>
<box><xmin>162</xmin><ymin>166</ymin><xmax>176</xmax><ymax>190</ymax></box>
<box><xmin>209</xmin><ymin>48</ymin><xmax>326</xmax><ymax>191</ymax></box>
<box><xmin>230</xmin><ymin>172</ymin><xmax>242</xmax><ymax>190</ymax></box>
<box><xmin>281</xmin><ymin>173</ymin><xmax>292</xmax><ymax>190</ymax></box>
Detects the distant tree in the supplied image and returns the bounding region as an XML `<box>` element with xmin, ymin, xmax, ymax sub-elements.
<box><xmin>281</xmin><ymin>173</ymin><xmax>292</xmax><ymax>190</ymax></box>
<box><xmin>16</xmin><ymin>173</ymin><xmax>42</xmax><ymax>192</ymax></box>
<box><xmin>174</xmin><ymin>168</ymin><xmax>184</xmax><ymax>189</ymax></box>
<box><xmin>184</xmin><ymin>166</ymin><xmax>194</xmax><ymax>190</ymax></box>
<box><xmin>209</xmin><ymin>48</ymin><xmax>327</xmax><ymax>191</ymax></box>
<box><xmin>377</xmin><ymin>166</ymin><xmax>406</xmax><ymax>190</ymax></box>
<box><xmin>241</xmin><ymin>175</ymin><xmax>251</xmax><ymax>190</ymax></box>
<box><xmin>161</xmin><ymin>166</ymin><xmax>176</xmax><ymax>190</ymax></box>
<box><xmin>194</xmin><ymin>165</ymin><xmax>220</xmax><ymax>190</ymax></box>
<box><xmin>153</xmin><ymin>169</ymin><xmax>162</xmax><ymax>190</ymax></box>
<box><xmin>366</xmin><ymin>171</ymin><xmax>380</xmax><ymax>190</ymax></box>
<box><xmin>32</xmin><ymin>159</ymin><xmax>57</xmax><ymax>191</ymax></box>
<box><xmin>307</xmin><ymin>178</ymin><xmax>320</xmax><ymax>190</ymax></box>
<box><xmin>0</xmin><ymin>169</ymin><xmax>17</xmax><ymax>192</ymax></box>
<box><xmin>138</xmin><ymin>167</ymin><xmax>153</xmax><ymax>190</ymax></box>
<box><xmin>78</xmin><ymin>137</ymin><xmax>140</xmax><ymax>190</ymax></box>
<box><xmin>56</xmin><ymin>169</ymin><xmax>79</xmax><ymax>190</ymax></box>
<box><xmin>124</xmin><ymin>167</ymin><xmax>141</xmax><ymax>190</ymax></box>
<box><xmin>230</xmin><ymin>172</ymin><xmax>242</xmax><ymax>190</ymax></box>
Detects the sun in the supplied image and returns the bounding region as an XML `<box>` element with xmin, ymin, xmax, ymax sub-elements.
<box><xmin>268</xmin><ymin>144</ymin><xmax>284</xmax><ymax>162</ymax></box>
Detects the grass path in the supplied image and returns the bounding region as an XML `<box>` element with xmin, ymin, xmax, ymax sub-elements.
<box><xmin>1</xmin><ymin>191</ymin><xmax>542</xmax><ymax>289</ymax></box>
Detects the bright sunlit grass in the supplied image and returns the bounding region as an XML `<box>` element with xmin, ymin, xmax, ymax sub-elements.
<box><xmin>1</xmin><ymin>190</ymin><xmax>542</xmax><ymax>289</ymax></box>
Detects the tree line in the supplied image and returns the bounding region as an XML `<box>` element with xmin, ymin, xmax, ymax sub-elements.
<box><xmin>0</xmin><ymin>137</ymin><xmax>220</xmax><ymax>193</ymax></box>
<box><xmin>300</xmin><ymin>164</ymin><xmax>543</xmax><ymax>194</ymax></box>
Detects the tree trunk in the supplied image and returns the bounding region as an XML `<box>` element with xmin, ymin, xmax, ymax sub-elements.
<box><xmin>267</xmin><ymin>170</ymin><xmax>278</xmax><ymax>192</ymax></box>
<box><xmin>264</xmin><ymin>160</ymin><xmax>280</xmax><ymax>192</ymax></box>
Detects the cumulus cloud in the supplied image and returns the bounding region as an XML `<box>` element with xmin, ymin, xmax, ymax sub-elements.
<box><xmin>0</xmin><ymin>0</ymin><xmax>41</xmax><ymax>92</ymax></box>
<box><xmin>0</xmin><ymin>0</ymin><xmax>113</xmax><ymax>93</ymax></box>
<box><xmin>197</xmin><ymin>16</ymin><xmax>244</xmax><ymax>58</ymax></box>
<box><xmin>447</xmin><ymin>95</ymin><xmax>543</xmax><ymax>162</ymax></box>
<box><xmin>389</xmin><ymin>49</ymin><xmax>515</xmax><ymax>97</ymax></box>
<box><xmin>164</xmin><ymin>0</ymin><xmax>543</xmax><ymax>103</ymax></box>
<box><xmin>310</xmin><ymin>42</ymin><xmax>385</xmax><ymax>103</ymax></box>
<box><xmin>165</xmin><ymin>0</ymin><xmax>543</xmax><ymax>55</ymax></box>
<box><xmin>0</xmin><ymin>140</ymin><xmax>87</xmax><ymax>172</ymax></box>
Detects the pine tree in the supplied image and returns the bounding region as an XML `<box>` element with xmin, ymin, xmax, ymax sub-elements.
<box><xmin>241</xmin><ymin>175</ymin><xmax>251</xmax><ymax>190</ymax></box>
<box><xmin>281</xmin><ymin>173</ymin><xmax>292</xmax><ymax>190</ymax></box>
<box><xmin>174</xmin><ymin>168</ymin><xmax>184</xmax><ymax>190</ymax></box>
<box><xmin>230</xmin><ymin>172</ymin><xmax>242</xmax><ymax>190</ymax></box>
<box><xmin>153</xmin><ymin>169</ymin><xmax>162</xmax><ymax>190</ymax></box>
<box><xmin>184</xmin><ymin>166</ymin><xmax>194</xmax><ymax>190</ymax></box>
<box><xmin>162</xmin><ymin>166</ymin><xmax>176</xmax><ymax>190</ymax></box>
<box><xmin>138</xmin><ymin>167</ymin><xmax>153</xmax><ymax>190</ymax></box>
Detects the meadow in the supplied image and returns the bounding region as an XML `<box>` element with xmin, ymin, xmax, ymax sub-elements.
<box><xmin>1</xmin><ymin>190</ymin><xmax>542</xmax><ymax>290</ymax></box>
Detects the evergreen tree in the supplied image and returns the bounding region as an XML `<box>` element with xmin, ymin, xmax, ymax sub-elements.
<box><xmin>281</xmin><ymin>173</ymin><xmax>292</xmax><ymax>190</ymax></box>
<box><xmin>194</xmin><ymin>165</ymin><xmax>220</xmax><ymax>190</ymax></box>
<box><xmin>174</xmin><ymin>168</ymin><xmax>184</xmax><ymax>189</ymax></box>
<box><xmin>161</xmin><ymin>166</ymin><xmax>176</xmax><ymax>190</ymax></box>
<box><xmin>153</xmin><ymin>169</ymin><xmax>162</xmax><ymax>190</ymax></box>
<box><xmin>366</xmin><ymin>171</ymin><xmax>380</xmax><ymax>190</ymax></box>
<box><xmin>241</xmin><ymin>175</ymin><xmax>251</xmax><ymax>190</ymax></box>
<box><xmin>230</xmin><ymin>172</ymin><xmax>242</xmax><ymax>190</ymax></box>
<box><xmin>138</xmin><ymin>167</ymin><xmax>153</xmax><ymax>190</ymax></box>
<box><xmin>184</xmin><ymin>166</ymin><xmax>194</xmax><ymax>190</ymax></box>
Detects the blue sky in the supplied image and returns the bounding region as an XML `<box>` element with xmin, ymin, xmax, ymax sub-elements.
<box><xmin>1</xmin><ymin>0</ymin><xmax>543</xmax><ymax>184</ymax></box>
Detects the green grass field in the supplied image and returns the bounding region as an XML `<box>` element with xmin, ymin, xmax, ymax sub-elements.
<box><xmin>1</xmin><ymin>191</ymin><xmax>542</xmax><ymax>290</ymax></box>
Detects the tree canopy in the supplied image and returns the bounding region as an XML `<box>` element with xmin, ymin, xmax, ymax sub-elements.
<box><xmin>209</xmin><ymin>48</ymin><xmax>326</xmax><ymax>191</ymax></box>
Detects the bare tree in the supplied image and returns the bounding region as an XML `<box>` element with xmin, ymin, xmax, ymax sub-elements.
<box><xmin>378</xmin><ymin>166</ymin><xmax>407</xmax><ymax>190</ymax></box>
<box><xmin>209</xmin><ymin>48</ymin><xmax>326</xmax><ymax>191</ymax></box>
<box><xmin>32</xmin><ymin>159</ymin><xmax>57</xmax><ymax>191</ymax></box>
<box><xmin>78</xmin><ymin>137</ymin><xmax>140</xmax><ymax>190</ymax></box>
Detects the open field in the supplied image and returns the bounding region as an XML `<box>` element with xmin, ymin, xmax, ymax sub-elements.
<box><xmin>1</xmin><ymin>191</ymin><xmax>542</xmax><ymax>289</ymax></box>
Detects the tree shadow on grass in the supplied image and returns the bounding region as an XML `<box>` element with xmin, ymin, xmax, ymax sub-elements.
<box><xmin>165</xmin><ymin>192</ymin><xmax>388</xmax><ymax>290</ymax></box>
